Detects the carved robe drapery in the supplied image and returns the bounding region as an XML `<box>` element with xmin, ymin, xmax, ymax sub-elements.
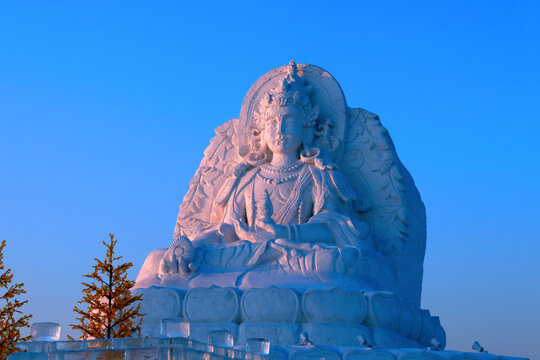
<box><xmin>192</xmin><ymin>160</ymin><xmax>395</xmax><ymax>290</ymax></box>
<box><xmin>219</xmin><ymin>162</ymin><xmax>373</xmax><ymax>248</ymax></box>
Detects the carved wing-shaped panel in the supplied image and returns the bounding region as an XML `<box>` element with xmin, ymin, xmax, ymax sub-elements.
<box><xmin>339</xmin><ymin>107</ymin><xmax>427</xmax><ymax>306</ymax></box>
<box><xmin>173</xmin><ymin>118</ymin><xmax>242</xmax><ymax>240</ymax></box>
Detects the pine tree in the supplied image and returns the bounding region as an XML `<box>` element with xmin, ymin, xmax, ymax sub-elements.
<box><xmin>0</xmin><ymin>240</ymin><xmax>32</xmax><ymax>359</ymax></box>
<box><xmin>69</xmin><ymin>234</ymin><xmax>144</xmax><ymax>340</ymax></box>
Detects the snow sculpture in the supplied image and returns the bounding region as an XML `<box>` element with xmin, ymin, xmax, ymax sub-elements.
<box><xmin>135</xmin><ymin>62</ymin><xmax>441</xmax><ymax>349</ymax></box>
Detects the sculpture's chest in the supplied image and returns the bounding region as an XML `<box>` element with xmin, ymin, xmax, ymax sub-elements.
<box><xmin>254</xmin><ymin>177</ymin><xmax>296</xmax><ymax>208</ymax></box>
<box><xmin>247</xmin><ymin>172</ymin><xmax>314</xmax><ymax>225</ymax></box>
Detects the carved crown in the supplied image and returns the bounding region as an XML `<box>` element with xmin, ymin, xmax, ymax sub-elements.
<box><xmin>253</xmin><ymin>61</ymin><xmax>319</xmax><ymax>130</ymax></box>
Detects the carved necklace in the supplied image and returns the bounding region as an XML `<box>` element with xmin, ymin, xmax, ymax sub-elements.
<box><xmin>261</xmin><ymin>160</ymin><xmax>303</xmax><ymax>174</ymax></box>
<box><xmin>257</xmin><ymin>172</ymin><xmax>299</xmax><ymax>185</ymax></box>
<box><xmin>258</xmin><ymin>161</ymin><xmax>303</xmax><ymax>184</ymax></box>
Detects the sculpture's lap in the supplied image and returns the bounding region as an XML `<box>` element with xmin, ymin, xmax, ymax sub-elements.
<box><xmin>188</xmin><ymin>267</ymin><xmax>374</xmax><ymax>291</ymax></box>
<box><xmin>134</xmin><ymin>242</ymin><xmax>395</xmax><ymax>293</ymax></box>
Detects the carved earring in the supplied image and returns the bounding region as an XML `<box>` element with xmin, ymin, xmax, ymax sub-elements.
<box><xmin>247</xmin><ymin>134</ymin><xmax>268</xmax><ymax>167</ymax></box>
<box><xmin>247</xmin><ymin>152</ymin><xmax>268</xmax><ymax>167</ymax></box>
<box><xmin>300</xmin><ymin>147</ymin><xmax>320</xmax><ymax>163</ymax></box>
<box><xmin>301</xmin><ymin>132</ymin><xmax>315</xmax><ymax>159</ymax></box>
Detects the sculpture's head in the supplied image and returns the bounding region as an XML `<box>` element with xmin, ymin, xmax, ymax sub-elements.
<box><xmin>248</xmin><ymin>62</ymin><xmax>320</xmax><ymax>164</ymax></box>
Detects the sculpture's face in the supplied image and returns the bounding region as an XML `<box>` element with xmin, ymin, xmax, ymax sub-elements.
<box><xmin>264</xmin><ymin>105</ymin><xmax>304</xmax><ymax>155</ymax></box>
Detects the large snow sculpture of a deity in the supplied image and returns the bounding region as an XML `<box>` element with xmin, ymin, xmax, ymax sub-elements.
<box><xmin>135</xmin><ymin>63</ymin><xmax>439</xmax><ymax>349</ymax></box>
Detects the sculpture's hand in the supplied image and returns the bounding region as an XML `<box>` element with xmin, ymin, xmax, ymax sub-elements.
<box><xmin>255</xmin><ymin>219</ymin><xmax>288</xmax><ymax>240</ymax></box>
<box><xmin>159</xmin><ymin>256</ymin><xmax>177</xmax><ymax>275</ymax></box>
<box><xmin>233</xmin><ymin>219</ymin><xmax>274</xmax><ymax>243</ymax></box>
<box><xmin>218</xmin><ymin>223</ymin><xmax>239</xmax><ymax>243</ymax></box>
<box><xmin>158</xmin><ymin>236</ymin><xmax>197</xmax><ymax>277</ymax></box>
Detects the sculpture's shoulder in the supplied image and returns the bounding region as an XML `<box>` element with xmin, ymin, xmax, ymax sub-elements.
<box><xmin>215</xmin><ymin>165</ymin><xmax>259</xmax><ymax>204</ymax></box>
<box><xmin>305</xmin><ymin>160</ymin><xmax>358</xmax><ymax>204</ymax></box>
<box><xmin>238</xmin><ymin>166</ymin><xmax>260</xmax><ymax>187</ymax></box>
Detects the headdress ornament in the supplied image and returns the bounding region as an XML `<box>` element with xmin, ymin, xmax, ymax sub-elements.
<box><xmin>253</xmin><ymin>61</ymin><xmax>319</xmax><ymax>129</ymax></box>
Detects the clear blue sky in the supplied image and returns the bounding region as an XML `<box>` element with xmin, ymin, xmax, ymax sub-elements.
<box><xmin>1</xmin><ymin>1</ymin><xmax>539</xmax><ymax>358</ymax></box>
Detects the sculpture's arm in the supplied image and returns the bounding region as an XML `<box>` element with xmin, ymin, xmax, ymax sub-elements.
<box><xmin>268</xmin><ymin>168</ymin><xmax>369</xmax><ymax>246</ymax></box>
<box><xmin>305</xmin><ymin>172</ymin><xmax>373</xmax><ymax>248</ymax></box>
<box><xmin>190</xmin><ymin>189</ymin><xmax>248</xmax><ymax>245</ymax></box>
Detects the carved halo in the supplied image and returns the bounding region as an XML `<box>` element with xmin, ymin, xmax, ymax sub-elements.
<box><xmin>238</xmin><ymin>63</ymin><xmax>348</xmax><ymax>160</ymax></box>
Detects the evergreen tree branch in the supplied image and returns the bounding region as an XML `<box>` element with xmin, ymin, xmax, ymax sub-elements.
<box><xmin>69</xmin><ymin>234</ymin><xmax>144</xmax><ymax>340</ymax></box>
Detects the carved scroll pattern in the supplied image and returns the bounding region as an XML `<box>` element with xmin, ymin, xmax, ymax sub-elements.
<box><xmin>342</xmin><ymin>108</ymin><xmax>408</xmax><ymax>256</ymax></box>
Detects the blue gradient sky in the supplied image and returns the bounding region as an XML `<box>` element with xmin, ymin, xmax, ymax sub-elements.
<box><xmin>1</xmin><ymin>1</ymin><xmax>539</xmax><ymax>358</ymax></box>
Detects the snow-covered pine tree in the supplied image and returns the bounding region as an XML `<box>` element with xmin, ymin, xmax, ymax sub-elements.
<box><xmin>0</xmin><ymin>240</ymin><xmax>32</xmax><ymax>359</ymax></box>
<box><xmin>69</xmin><ymin>234</ymin><xmax>143</xmax><ymax>339</ymax></box>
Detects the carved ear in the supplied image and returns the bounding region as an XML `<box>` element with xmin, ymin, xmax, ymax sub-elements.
<box><xmin>292</xmin><ymin>91</ymin><xmax>300</xmax><ymax>104</ymax></box>
<box><xmin>303</xmin><ymin>128</ymin><xmax>315</xmax><ymax>149</ymax></box>
<box><xmin>310</xmin><ymin>104</ymin><xmax>320</xmax><ymax>122</ymax></box>
<box><xmin>259</xmin><ymin>130</ymin><xmax>268</xmax><ymax>152</ymax></box>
